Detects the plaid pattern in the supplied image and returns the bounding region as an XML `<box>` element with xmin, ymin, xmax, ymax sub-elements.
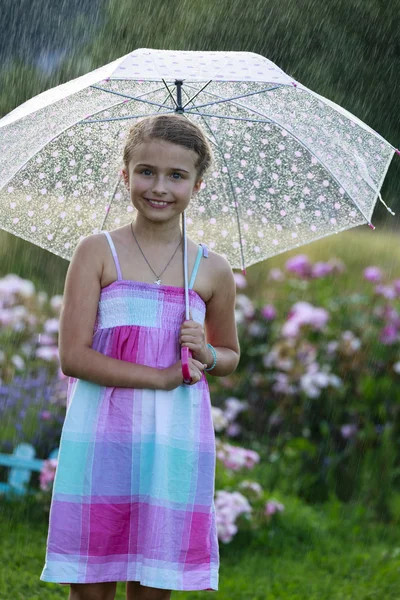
<box><xmin>40</xmin><ymin>238</ymin><xmax>219</xmax><ymax>591</ymax></box>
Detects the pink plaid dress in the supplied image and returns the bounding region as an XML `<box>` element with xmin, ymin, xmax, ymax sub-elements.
<box><xmin>40</xmin><ymin>231</ymin><xmax>219</xmax><ymax>591</ymax></box>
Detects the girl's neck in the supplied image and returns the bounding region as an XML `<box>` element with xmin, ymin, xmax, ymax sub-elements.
<box><xmin>132</xmin><ymin>214</ymin><xmax>182</xmax><ymax>247</ymax></box>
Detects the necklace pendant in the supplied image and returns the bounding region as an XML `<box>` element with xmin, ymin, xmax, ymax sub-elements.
<box><xmin>154</xmin><ymin>278</ymin><xmax>162</xmax><ymax>285</ymax></box>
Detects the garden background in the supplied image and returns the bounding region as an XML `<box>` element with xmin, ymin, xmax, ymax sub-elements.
<box><xmin>0</xmin><ymin>0</ymin><xmax>399</xmax><ymax>598</ymax></box>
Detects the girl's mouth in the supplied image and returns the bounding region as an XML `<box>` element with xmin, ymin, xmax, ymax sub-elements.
<box><xmin>145</xmin><ymin>198</ymin><xmax>171</xmax><ymax>209</ymax></box>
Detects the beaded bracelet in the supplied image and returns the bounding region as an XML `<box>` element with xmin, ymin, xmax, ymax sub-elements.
<box><xmin>205</xmin><ymin>343</ymin><xmax>217</xmax><ymax>372</ymax></box>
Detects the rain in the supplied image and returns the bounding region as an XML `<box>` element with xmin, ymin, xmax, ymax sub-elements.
<box><xmin>0</xmin><ymin>1</ymin><xmax>399</xmax><ymax>598</ymax></box>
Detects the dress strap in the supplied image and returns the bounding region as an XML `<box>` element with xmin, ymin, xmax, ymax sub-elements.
<box><xmin>103</xmin><ymin>231</ymin><xmax>123</xmax><ymax>280</ymax></box>
<box><xmin>189</xmin><ymin>243</ymin><xmax>208</xmax><ymax>289</ymax></box>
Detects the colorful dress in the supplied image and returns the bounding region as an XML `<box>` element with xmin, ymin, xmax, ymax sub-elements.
<box><xmin>40</xmin><ymin>231</ymin><xmax>219</xmax><ymax>591</ymax></box>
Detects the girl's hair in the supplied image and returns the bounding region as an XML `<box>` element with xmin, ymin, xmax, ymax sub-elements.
<box><xmin>123</xmin><ymin>114</ymin><xmax>213</xmax><ymax>181</ymax></box>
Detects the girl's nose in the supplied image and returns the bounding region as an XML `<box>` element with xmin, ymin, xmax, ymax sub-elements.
<box><xmin>152</xmin><ymin>177</ymin><xmax>168</xmax><ymax>195</ymax></box>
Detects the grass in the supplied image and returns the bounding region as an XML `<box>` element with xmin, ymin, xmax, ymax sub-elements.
<box><xmin>1</xmin><ymin>491</ymin><xmax>400</xmax><ymax>600</ymax></box>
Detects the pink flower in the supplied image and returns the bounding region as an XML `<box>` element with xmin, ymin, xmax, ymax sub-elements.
<box><xmin>282</xmin><ymin>302</ymin><xmax>329</xmax><ymax>337</ymax></box>
<box><xmin>39</xmin><ymin>458</ymin><xmax>58</xmax><ymax>491</ymax></box>
<box><xmin>268</xmin><ymin>268</ymin><xmax>285</xmax><ymax>282</ymax></box>
<box><xmin>217</xmin><ymin>442</ymin><xmax>260</xmax><ymax>471</ymax></box>
<box><xmin>364</xmin><ymin>266</ymin><xmax>382</xmax><ymax>283</ymax></box>
<box><xmin>265</xmin><ymin>500</ymin><xmax>285</xmax><ymax>517</ymax></box>
<box><xmin>375</xmin><ymin>285</ymin><xmax>396</xmax><ymax>300</ymax></box>
<box><xmin>380</xmin><ymin>325</ymin><xmax>398</xmax><ymax>345</ymax></box>
<box><xmin>38</xmin><ymin>333</ymin><xmax>55</xmax><ymax>346</ymax></box>
<box><xmin>233</xmin><ymin>273</ymin><xmax>247</xmax><ymax>289</ymax></box>
<box><xmin>215</xmin><ymin>490</ymin><xmax>252</xmax><ymax>543</ymax></box>
<box><xmin>226</xmin><ymin>423</ymin><xmax>242</xmax><ymax>437</ymax></box>
<box><xmin>40</xmin><ymin>410</ymin><xmax>52</xmax><ymax>421</ymax></box>
<box><xmin>311</xmin><ymin>262</ymin><xmax>333</xmax><ymax>278</ymax></box>
<box><xmin>393</xmin><ymin>280</ymin><xmax>400</xmax><ymax>296</ymax></box>
<box><xmin>261</xmin><ymin>304</ymin><xmax>277</xmax><ymax>321</ymax></box>
<box><xmin>285</xmin><ymin>254</ymin><xmax>312</xmax><ymax>278</ymax></box>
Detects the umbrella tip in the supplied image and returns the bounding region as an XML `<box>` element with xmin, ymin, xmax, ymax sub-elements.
<box><xmin>368</xmin><ymin>222</ymin><xmax>376</xmax><ymax>230</ymax></box>
<box><xmin>395</xmin><ymin>148</ymin><xmax>400</xmax><ymax>156</ymax></box>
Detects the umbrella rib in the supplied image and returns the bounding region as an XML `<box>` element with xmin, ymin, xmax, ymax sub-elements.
<box><xmin>182</xmin><ymin>81</ymin><xmax>213</xmax><ymax>109</ymax></box>
<box><xmin>183</xmin><ymin>84</ymin><xmax>287</xmax><ymax>111</ymax></box>
<box><xmin>90</xmin><ymin>85</ymin><xmax>174</xmax><ymax>110</ymax></box>
<box><xmin>161</xmin><ymin>79</ymin><xmax>178</xmax><ymax>109</ymax></box>
<box><xmin>100</xmin><ymin>174</ymin><xmax>122</xmax><ymax>231</ymax></box>
<box><xmin>181</xmin><ymin>88</ymin><xmax>246</xmax><ymax>271</ymax></box>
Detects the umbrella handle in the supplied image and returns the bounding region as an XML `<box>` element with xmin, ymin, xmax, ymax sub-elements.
<box><xmin>181</xmin><ymin>346</ymin><xmax>192</xmax><ymax>383</ymax></box>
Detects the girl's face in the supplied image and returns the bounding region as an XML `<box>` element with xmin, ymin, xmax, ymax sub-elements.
<box><xmin>122</xmin><ymin>139</ymin><xmax>202</xmax><ymax>222</ymax></box>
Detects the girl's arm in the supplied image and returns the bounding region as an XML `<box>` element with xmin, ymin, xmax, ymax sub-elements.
<box><xmin>59</xmin><ymin>235</ymin><xmax>165</xmax><ymax>390</ymax></box>
<box><xmin>203</xmin><ymin>254</ymin><xmax>240</xmax><ymax>376</ymax></box>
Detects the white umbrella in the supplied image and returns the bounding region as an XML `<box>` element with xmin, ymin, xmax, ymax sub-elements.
<box><xmin>1</xmin><ymin>48</ymin><xmax>398</xmax><ymax>380</ymax></box>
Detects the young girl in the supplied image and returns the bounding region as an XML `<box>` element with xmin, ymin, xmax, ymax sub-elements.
<box><xmin>40</xmin><ymin>114</ymin><xmax>240</xmax><ymax>600</ymax></box>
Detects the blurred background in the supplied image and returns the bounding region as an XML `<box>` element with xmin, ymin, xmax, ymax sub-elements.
<box><xmin>0</xmin><ymin>1</ymin><xmax>399</xmax><ymax>599</ymax></box>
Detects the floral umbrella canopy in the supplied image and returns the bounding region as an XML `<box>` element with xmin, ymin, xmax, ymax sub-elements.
<box><xmin>0</xmin><ymin>48</ymin><xmax>398</xmax><ymax>271</ymax></box>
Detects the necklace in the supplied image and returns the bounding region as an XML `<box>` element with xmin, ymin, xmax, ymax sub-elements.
<box><xmin>130</xmin><ymin>222</ymin><xmax>182</xmax><ymax>285</ymax></box>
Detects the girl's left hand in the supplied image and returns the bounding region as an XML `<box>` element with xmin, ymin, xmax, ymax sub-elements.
<box><xmin>179</xmin><ymin>312</ymin><xmax>210</xmax><ymax>365</ymax></box>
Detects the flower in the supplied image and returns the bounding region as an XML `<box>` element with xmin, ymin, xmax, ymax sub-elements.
<box><xmin>393</xmin><ymin>362</ymin><xmax>400</xmax><ymax>374</ymax></box>
<box><xmin>40</xmin><ymin>410</ymin><xmax>52</xmax><ymax>421</ymax></box>
<box><xmin>311</xmin><ymin>262</ymin><xmax>333</xmax><ymax>278</ymax></box>
<box><xmin>216</xmin><ymin>441</ymin><xmax>260</xmax><ymax>471</ymax></box>
<box><xmin>380</xmin><ymin>325</ymin><xmax>398</xmax><ymax>345</ymax></box>
<box><xmin>282</xmin><ymin>302</ymin><xmax>329</xmax><ymax>337</ymax></box>
<box><xmin>239</xmin><ymin>480</ymin><xmax>263</xmax><ymax>498</ymax></box>
<box><xmin>285</xmin><ymin>254</ymin><xmax>312</xmax><ymax>278</ymax></box>
<box><xmin>265</xmin><ymin>499</ymin><xmax>285</xmax><ymax>517</ymax></box>
<box><xmin>299</xmin><ymin>366</ymin><xmax>342</xmax><ymax>398</ymax></box>
<box><xmin>211</xmin><ymin>406</ymin><xmax>229</xmax><ymax>432</ymax></box>
<box><xmin>268</xmin><ymin>268</ymin><xmax>285</xmax><ymax>282</ymax></box>
<box><xmin>224</xmin><ymin>397</ymin><xmax>248</xmax><ymax>422</ymax></box>
<box><xmin>340</xmin><ymin>424</ymin><xmax>358</xmax><ymax>439</ymax></box>
<box><xmin>11</xmin><ymin>354</ymin><xmax>25</xmax><ymax>370</ymax></box>
<box><xmin>39</xmin><ymin>458</ymin><xmax>58</xmax><ymax>492</ymax></box>
<box><xmin>226</xmin><ymin>423</ymin><xmax>242</xmax><ymax>437</ymax></box>
<box><xmin>50</xmin><ymin>295</ymin><xmax>63</xmax><ymax>312</ymax></box>
<box><xmin>233</xmin><ymin>273</ymin><xmax>247</xmax><ymax>289</ymax></box>
<box><xmin>375</xmin><ymin>285</ymin><xmax>396</xmax><ymax>300</ymax></box>
<box><xmin>363</xmin><ymin>266</ymin><xmax>382</xmax><ymax>283</ymax></box>
<box><xmin>261</xmin><ymin>304</ymin><xmax>277</xmax><ymax>321</ymax></box>
<box><xmin>236</xmin><ymin>294</ymin><xmax>255</xmax><ymax>319</ymax></box>
<box><xmin>215</xmin><ymin>490</ymin><xmax>252</xmax><ymax>543</ymax></box>
<box><xmin>36</xmin><ymin>346</ymin><xmax>59</xmax><ymax>362</ymax></box>
<box><xmin>44</xmin><ymin>318</ymin><xmax>59</xmax><ymax>334</ymax></box>
<box><xmin>393</xmin><ymin>280</ymin><xmax>400</xmax><ymax>296</ymax></box>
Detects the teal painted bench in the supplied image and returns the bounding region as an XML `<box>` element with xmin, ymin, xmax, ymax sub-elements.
<box><xmin>0</xmin><ymin>443</ymin><xmax>59</xmax><ymax>497</ymax></box>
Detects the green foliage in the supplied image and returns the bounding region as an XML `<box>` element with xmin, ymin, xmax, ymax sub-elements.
<box><xmin>210</xmin><ymin>229</ymin><xmax>400</xmax><ymax>518</ymax></box>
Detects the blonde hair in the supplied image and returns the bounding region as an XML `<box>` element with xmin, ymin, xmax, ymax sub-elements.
<box><xmin>123</xmin><ymin>114</ymin><xmax>213</xmax><ymax>181</ymax></box>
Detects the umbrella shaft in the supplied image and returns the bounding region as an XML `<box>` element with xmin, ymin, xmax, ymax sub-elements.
<box><xmin>175</xmin><ymin>80</ymin><xmax>184</xmax><ymax>113</ymax></box>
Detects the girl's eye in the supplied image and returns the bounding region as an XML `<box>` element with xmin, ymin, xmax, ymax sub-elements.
<box><xmin>171</xmin><ymin>172</ymin><xmax>182</xmax><ymax>179</ymax></box>
<box><xmin>140</xmin><ymin>169</ymin><xmax>152</xmax><ymax>176</ymax></box>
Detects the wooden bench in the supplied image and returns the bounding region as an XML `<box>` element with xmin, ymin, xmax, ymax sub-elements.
<box><xmin>0</xmin><ymin>443</ymin><xmax>59</xmax><ymax>497</ymax></box>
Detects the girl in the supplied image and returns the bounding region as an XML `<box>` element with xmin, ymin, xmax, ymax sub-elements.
<box><xmin>40</xmin><ymin>114</ymin><xmax>240</xmax><ymax>600</ymax></box>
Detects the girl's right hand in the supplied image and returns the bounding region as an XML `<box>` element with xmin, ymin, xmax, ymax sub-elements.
<box><xmin>162</xmin><ymin>358</ymin><xmax>206</xmax><ymax>391</ymax></box>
